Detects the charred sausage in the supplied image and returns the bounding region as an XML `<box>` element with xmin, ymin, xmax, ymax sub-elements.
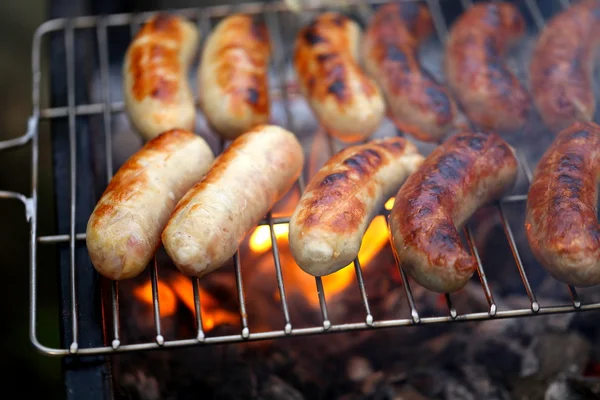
<box><xmin>289</xmin><ymin>137</ymin><xmax>424</xmax><ymax>276</ymax></box>
<box><xmin>445</xmin><ymin>2</ymin><xmax>530</xmax><ymax>134</ymax></box>
<box><xmin>529</xmin><ymin>0</ymin><xmax>600</xmax><ymax>133</ymax></box>
<box><xmin>123</xmin><ymin>14</ymin><xmax>199</xmax><ymax>140</ymax></box>
<box><xmin>525</xmin><ymin>121</ymin><xmax>600</xmax><ymax>287</ymax></box>
<box><xmin>294</xmin><ymin>12</ymin><xmax>385</xmax><ymax>143</ymax></box>
<box><xmin>162</xmin><ymin>125</ymin><xmax>304</xmax><ymax>277</ymax></box>
<box><xmin>198</xmin><ymin>14</ymin><xmax>272</xmax><ymax>140</ymax></box>
<box><xmin>86</xmin><ymin>129</ymin><xmax>215</xmax><ymax>280</ymax></box>
<box><xmin>389</xmin><ymin>131</ymin><xmax>518</xmax><ymax>293</ymax></box>
<box><xmin>363</xmin><ymin>3</ymin><xmax>461</xmax><ymax>143</ymax></box>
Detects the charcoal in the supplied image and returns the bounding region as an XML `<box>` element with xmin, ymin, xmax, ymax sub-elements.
<box><xmin>258</xmin><ymin>376</ymin><xmax>304</xmax><ymax>400</ymax></box>
<box><xmin>545</xmin><ymin>375</ymin><xmax>600</xmax><ymax>400</ymax></box>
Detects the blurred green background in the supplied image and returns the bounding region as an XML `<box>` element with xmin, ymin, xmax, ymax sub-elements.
<box><xmin>0</xmin><ymin>0</ymin><xmax>64</xmax><ymax>397</ymax></box>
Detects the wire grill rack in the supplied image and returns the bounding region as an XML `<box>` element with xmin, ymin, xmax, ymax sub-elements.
<box><xmin>11</xmin><ymin>0</ymin><xmax>599</xmax><ymax>357</ymax></box>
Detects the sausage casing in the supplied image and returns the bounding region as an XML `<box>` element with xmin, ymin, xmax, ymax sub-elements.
<box><xmin>389</xmin><ymin>131</ymin><xmax>518</xmax><ymax>293</ymax></box>
<box><xmin>363</xmin><ymin>3</ymin><xmax>460</xmax><ymax>143</ymax></box>
<box><xmin>123</xmin><ymin>14</ymin><xmax>199</xmax><ymax>140</ymax></box>
<box><xmin>445</xmin><ymin>3</ymin><xmax>530</xmax><ymax>134</ymax></box>
<box><xmin>162</xmin><ymin>125</ymin><xmax>304</xmax><ymax>277</ymax></box>
<box><xmin>525</xmin><ymin>121</ymin><xmax>600</xmax><ymax>287</ymax></box>
<box><xmin>289</xmin><ymin>137</ymin><xmax>424</xmax><ymax>276</ymax></box>
<box><xmin>294</xmin><ymin>12</ymin><xmax>385</xmax><ymax>143</ymax></box>
<box><xmin>86</xmin><ymin>129</ymin><xmax>215</xmax><ymax>280</ymax></box>
<box><xmin>529</xmin><ymin>0</ymin><xmax>600</xmax><ymax>133</ymax></box>
<box><xmin>198</xmin><ymin>14</ymin><xmax>272</xmax><ymax>140</ymax></box>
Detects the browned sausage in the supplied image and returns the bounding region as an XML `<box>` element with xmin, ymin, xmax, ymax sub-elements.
<box><xmin>123</xmin><ymin>14</ymin><xmax>199</xmax><ymax>140</ymax></box>
<box><xmin>363</xmin><ymin>2</ymin><xmax>461</xmax><ymax>143</ymax></box>
<box><xmin>289</xmin><ymin>137</ymin><xmax>424</xmax><ymax>276</ymax></box>
<box><xmin>445</xmin><ymin>2</ymin><xmax>530</xmax><ymax>134</ymax></box>
<box><xmin>525</xmin><ymin>121</ymin><xmax>600</xmax><ymax>287</ymax></box>
<box><xmin>529</xmin><ymin>0</ymin><xmax>600</xmax><ymax>133</ymax></box>
<box><xmin>389</xmin><ymin>131</ymin><xmax>518</xmax><ymax>293</ymax></box>
<box><xmin>198</xmin><ymin>14</ymin><xmax>272</xmax><ymax>140</ymax></box>
<box><xmin>294</xmin><ymin>12</ymin><xmax>385</xmax><ymax>143</ymax></box>
<box><xmin>162</xmin><ymin>125</ymin><xmax>304</xmax><ymax>278</ymax></box>
<box><xmin>86</xmin><ymin>129</ymin><xmax>214</xmax><ymax>280</ymax></box>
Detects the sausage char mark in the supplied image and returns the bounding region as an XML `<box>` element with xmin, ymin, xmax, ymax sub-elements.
<box><xmin>294</xmin><ymin>138</ymin><xmax>408</xmax><ymax>232</ymax></box>
<box><xmin>529</xmin><ymin>0</ymin><xmax>600</xmax><ymax>131</ymax></box>
<box><xmin>128</xmin><ymin>13</ymin><xmax>184</xmax><ymax>102</ymax></box>
<box><xmin>213</xmin><ymin>15</ymin><xmax>271</xmax><ymax>116</ymax></box>
<box><xmin>92</xmin><ymin>129</ymin><xmax>195</xmax><ymax>227</ymax></box>
<box><xmin>389</xmin><ymin>130</ymin><xmax>519</xmax><ymax>292</ymax></box>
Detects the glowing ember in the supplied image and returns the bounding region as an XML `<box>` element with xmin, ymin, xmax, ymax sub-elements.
<box><xmin>133</xmin><ymin>280</ymin><xmax>177</xmax><ymax>317</ymax></box>
<box><xmin>168</xmin><ymin>274</ymin><xmax>238</xmax><ymax>331</ymax></box>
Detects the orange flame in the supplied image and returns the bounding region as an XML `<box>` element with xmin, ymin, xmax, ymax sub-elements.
<box><xmin>133</xmin><ymin>275</ymin><xmax>238</xmax><ymax>331</ymax></box>
<box><xmin>168</xmin><ymin>275</ymin><xmax>238</xmax><ymax>331</ymax></box>
<box><xmin>248</xmin><ymin>205</ymin><xmax>393</xmax><ymax>305</ymax></box>
<box><xmin>133</xmin><ymin>280</ymin><xmax>177</xmax><ymax>317</ymax></box>
<box><xmin>385</xmin><ymin>197</ymin><xmax>395</xmax><ymax>210</ymax></box>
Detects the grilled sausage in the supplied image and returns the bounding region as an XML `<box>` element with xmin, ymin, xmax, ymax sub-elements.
<box><xmin>123</xmin><ymin>14</ymin><xmax>199</xmax><ymax>141</ymax></box>
<box><xmin>162</xmin><ymin>125</ymin><xmax>304</xmax><ymax>277</ymax></box>
<box><xmin>86</xmin><ymin>129</ymin><xmax>215</xmax><ymax>280</ymax></box>
<box><xmin>525</xmin><ymin>121</ymin><xmax>600</xmax><ymax>287</ymax></box>
<box><xmin>529</xmin><ymin>0</ymin><xmax>600</xmax><ymax>133</ymax></box>
<box><xmin>363</xmin><ymin>3</ymin><xmax>461</xmax><ymax>143</ymax></box>
<box><xmin>289</xmin><ymin>137</ymin><xmax>424</xmax><ymax>276</ymax></box>
<box><xmin>389</xmin><ymin>131</ymin><xmax>518</xmax><ymax>293</ymax></box>
<box><xmin>198</xmin><ymin>14</ymin><xmax>272</xmax><ymax>140</ymax></box>
<box><xmin>445</xmin><ymin>3</ymin><xmax>530</xmax><ymax>134</ymax></box>
<box><xmin>294</xmin><ymin>12</ymin><xmax>385</xmax><ymax>143</ymax></box>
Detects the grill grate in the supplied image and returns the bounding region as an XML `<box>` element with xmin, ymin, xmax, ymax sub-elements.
<box><xmin>9</xmin><ymin>0</ymin><xmax>599</xmax><ymax>357</ymax></box>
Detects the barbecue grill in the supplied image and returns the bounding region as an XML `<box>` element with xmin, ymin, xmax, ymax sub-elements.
<box><xmin>6</xmin><ymin>0</ymin><xmax>599</xmax><ymax>397</ymax></box>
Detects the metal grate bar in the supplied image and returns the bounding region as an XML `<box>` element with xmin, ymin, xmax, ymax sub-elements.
<box><xmin>464</xmin><ymin>225</ymin><xmax>497</xmax><ymax>316</ymax></box>
<box><xmin>265</xmin><ymin>8</ymin><xmax>307</xmax><ymax>192</ymax></box>
<box><xmin>197</xmin><ymin>6</ymin><xmax>213</xmax><ymax>40</ymax></box>
<box><xmin>233</xmin><ymin>252</ymin><xmax>250</xmax><ymax>339</ymax></box>
<box><xmin>445</xmin><ymin>293</ymin><xmax>458</xmax><ymax>319</ymax></box>
<box><xmin>459</xmin><ymin>0</ymin><xmax>472</xmax><ymax>10</ymax></box>
<box><xmin>267</xmin><ymin>215</ymin><xmax>293</xmax><ymax>334</ymax></box>
<box><xmin>498</xmin><ymin>203</ymin><xmax>540</xmax><ymax>312</ymax></box>
<box><xmin>518</xmin><ymin>150</ymin><xmax>534</xmax><ymax>184</ymax></box>
<box><xmin>315</xmin><ymin>277</ymin><xmax>332</xmax><ymax>329</ymax></box>
<box><xmin>150</xmin><ymin>258</ymin><xmax>165</xmax><ymax>345</ymax></box>
<box><xmin>96</xmin><ymin>16</ymin><xmax>121</xmax><ymax>351</ymax></box>
<box><xmin>192</xmin><ymin>277</ymin><xmax>206</xmax><ymax>341</ymax></box>
<box><xmin>525</xmin><ymin>0</ymin><xmax>546</xmax><ymax>30</ymax></box>
<box><xmin>426</xmin><ymin>0</ymin><xmax>449</xmax><ymax>42</ymax></box>
<box><xmin>23</xmin><ymin>0</ymin><xmax>600</xmax><ymax>358</ymax></box>
<box><xmin>65</xmin><ymin>21</ymin><xmax>79</xmax><ymax>354</ymax></box>
<box><xmin>559</xmin><ymin>0</ymin><xmax>571</xmax><ymax>9</ymax></box>
<box><xmin>353</xmin><ymin>258</ymin><xmax>374</xmax><ymax>326</ymax></box>
<box><xmin>568</xmin><ymin>285</ymin><xmax>581</xmax><ymax>309</ymax></box>
<box><xmin>390</xmin><ymin>244</ymin><xmax>420</xmax><ymax>323</ymax></box>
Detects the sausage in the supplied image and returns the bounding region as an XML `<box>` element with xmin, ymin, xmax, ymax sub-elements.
<box><xmin>294</xmin><ymin>12</ymin><xmax>385</xmax><ymax>143</ymax></box>
<box><xmin>86</xmin><ymin>129</ymin><xmax>215</xmax><ymax>280</ymax></box>
<box><xmin>198</xmin><ymin>14</ymin><xmax>272</xmax><ymax>140</ymax></box>
<box><xmin>389</xmin><ymin>131</ymin><xmax>518</xmax><ymax>293</ymax></box>
<box><xmin>289</xmin><ymin>137</ymin><xmax>424</xmax><ymax>276</ymax></box>
<box><xmin>123</xmin><ymin>14</ymin><xmax>199</xmax><ymax>141</ymax></box>
<box><xmin>162</xmin><ymin>125</ymin><xmax>304</xmax><ymax>277</ymax></box>
<box><xmin>363</xmin><ymin>3</ymin><xmax>461</xmax><ymax>143</ymax></box>
<box><xmin>529</xmin><ymin>0</ymin><xmax>600</xmax><ymax>133</ymax></box>
<box><xmin>525</xmin><ymin>121</ymin><xmax>600</xmax><ymax>287</ymax></box>
<box><xmin>444</xmin><ymin>3</ymin><xmax>530</xmax><ymax>134</ymax></box>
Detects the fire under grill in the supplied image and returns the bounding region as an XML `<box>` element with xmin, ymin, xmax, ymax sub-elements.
<box><xmin>12</xmin><ymin>0</ymin><xmax>600</xmax><ymax>363</ymax></box>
